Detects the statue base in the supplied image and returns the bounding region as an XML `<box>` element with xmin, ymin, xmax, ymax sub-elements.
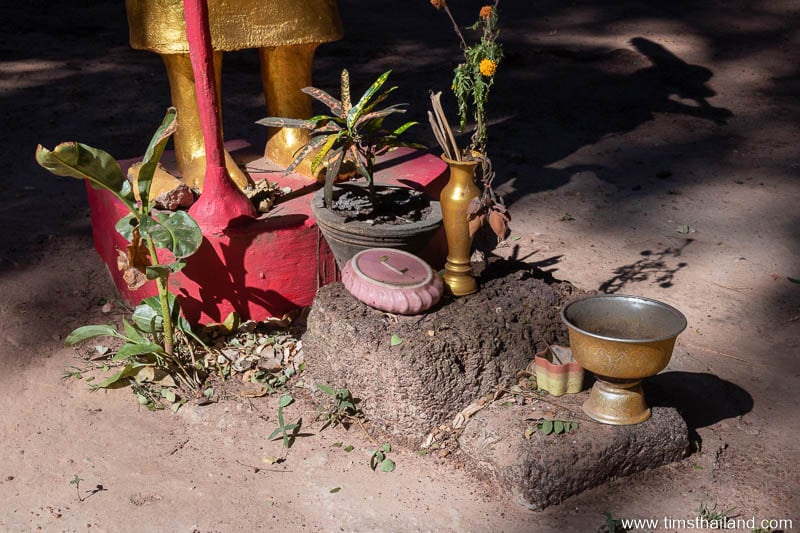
<box><xmin>85</xmin><ymin>141</ymin><xmax>447</xmax><ymax>323</ymax></box>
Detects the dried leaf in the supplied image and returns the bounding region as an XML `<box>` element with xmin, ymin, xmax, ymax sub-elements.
<box><xmin>488</xmin><ymin>209</ymin><xmax>510</xmax><ymax>240</ymax></box>
<box><xmin>117</xmin><ymin>251</ymin><xmax>147</xmax><ymax>290</ymax></box>
<box><xmin>132</xmin><ymin>366</ymin><xmax>154</xmax><ymax>384</ymax></box>
<box><xmin>468</xmin><ymin>213</ymin><xmax>486</xmax><ymax>239</ymax></box>
<box><xmin>240</xmin><ymin>385</ymin><xmax>268</xmax><ymax>398</ymax></box>
<box><xmin>116</xmin><ymin>227</ymin><xmax>150</xmax><ymax>290</ymax></box>
<box><xmin>465</xmin><ymin>197</ymin><xmax>482</xmax><ymax>217</ymax></box>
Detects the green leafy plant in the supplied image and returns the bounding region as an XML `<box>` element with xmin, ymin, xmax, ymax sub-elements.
<box><xmin>257</xmin><ymin>69</ymin><xmax>423</xmax><ymax>209</ymax></box>
<box><xmin>598</xmin><ymin>511</ymin><xmax>630</xmax><ymax>533</ymax></box>
<box><xmin>250</xmin><ymin>367</ymin><xmax>296</xmax><ymax>394</ymax></box>
<box><xmin>70</xmin><ymin>474</ymin><xmax>84</xmax><ymax>502</ymax></box>
<box><xmin>316</xmin><ymin>384</ymin><xmax>362</xmax><ymax>429</ymax></box>
<box><xmin>525</xmin><ymin>419</ymin><xmax>579</xmax><ymax>437</ymax></box>
<box><xmin>428</xmin><ymin>1</ymin><xmax>509</xmax><ymax>243</ymax></box>
<box><xmin>269</xmin><ymin>394</ymin><xmax>301</xmax><ymax>448</ymax></box>
<box><xmin>698</xmin><ymin>501</ymin><xmax>737</xmax><ymax>526</ymax></box>
<box><xmin>370</xmin><ymin>442</ymin><xmax>396</xmax><ymax>472</ymax></box>
<box><xmin>36</xmin><ymin>108</ymin><xmax>205</xmax><ymax>391</ymax></box>
<box><xmin>431</xmin><ymin>0</ymin><xmax>502</xmax><ymax>153</ymax></box>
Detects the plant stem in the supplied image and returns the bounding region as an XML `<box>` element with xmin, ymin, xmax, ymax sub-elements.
<box><xmin>443</xmin><ymin>4</ymin><xmax>468</xmax><ymax>50</ymax></box>
<box><xmin>145</xmin><ymin>238</ymin><xmax>174</xmax><ymax>355</ymax></box>
<box><xmin>366</xmin><ymin>155</ymin><xmax>377</xmax><ymax>206</ymax></box>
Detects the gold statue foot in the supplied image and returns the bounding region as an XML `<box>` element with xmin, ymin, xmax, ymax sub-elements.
<box><xmin>265</xmin><ymin>131</ymin><xmax>324</xmax><ymax>181</ymax></box>
<box><xmin>129</xmin><ymin>162</ymin><xmax>185</xmax><ymax>202</ymax></box>
<box><xmin>181</xmin><ymin>150</ymin><xmax>253</xmax><ymax>192</ymax></box>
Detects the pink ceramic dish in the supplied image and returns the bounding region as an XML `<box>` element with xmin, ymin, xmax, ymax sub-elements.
<box><xmin>341</xmin><ymin>248</ymin><xmax>443</xmax><ymax>315</ymax></box>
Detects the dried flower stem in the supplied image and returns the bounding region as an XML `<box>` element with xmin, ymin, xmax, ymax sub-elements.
<box><xmin>428</xmin><ymin>91</ymin><xmax>462</xmax><ymax>161</ymax></box>
<box><xmin>441</xmin><ymin>4</ymin><xmax>468</xmax><ymax>50</ymax></box>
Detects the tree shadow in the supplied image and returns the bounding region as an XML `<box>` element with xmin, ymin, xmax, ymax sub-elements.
<box><xmin>488</xmin><ymin>35</ymin><xmax>732</xmax><ymax>202</ymax></box>
<box><xmin>478</xmin><ymin>245</ymin><xmax>565</xmax><ymax>285</ymax></box>
<box><xmin>598</xmin><ymin>239</ymin><xmax>693</xmax><ymax>294</ymax></box>
<box><xmin>630</xmin><ymin>37</ymin><xmax>731</xmax><ymax>126</ymax></box>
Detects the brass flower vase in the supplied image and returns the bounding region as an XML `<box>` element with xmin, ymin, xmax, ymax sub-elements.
<box><xmin>440</xmin><ymin>155</ymin><xmax>481</xmax><ymax>296</ymax></box>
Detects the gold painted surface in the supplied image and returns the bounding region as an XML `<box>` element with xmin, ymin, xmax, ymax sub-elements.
<box><xmin>260</xmin><ymin>44</ymin><xmax>318</xmax><ymax>176</ymax></box>
<box><xmin>126</xmin><ymin>0</ymin><xmax>343</xmax><ymax>52</ymax></box>
<box><xmin>583</xmin><ymin>379</ymin><xmax>651</xmax><ymax>425</ymax></box>
<box><xmin>126</xmin><ymin>1</ymin><xmax>341</xmax><ymax>181</ymax></box>
<box><xmin>161</xmin><ymin>53</ymin><xmax>251</xmax><ymax>190</ymax></box>
<box><xmin>566</xmin><ymin>327</ymin><xmax>678</xmax><ymax>425</ymax></box>
<box><xmin>568</xmin><ymin>329</ymin><xmax>675</xmax><ymax>380</ymax></box>
<box><xmin>440</xmin><ymin>156</ymin><xmax>480</xmax><ymax>296</ymax></box>
<box><xmin>129</xmin><ymin>162</ymin><xmax>183</xmax><ymax>201</ymax></box>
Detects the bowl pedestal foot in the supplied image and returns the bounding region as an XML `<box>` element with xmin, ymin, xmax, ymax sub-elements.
<box><xmin>583</xmin><ymin>378</ymin><xmax>651</xmax><ymax>425</ymax></box>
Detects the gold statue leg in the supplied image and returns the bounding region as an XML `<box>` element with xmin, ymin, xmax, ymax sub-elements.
<box><xmin>259</xmin><ymin>43</ymin><xmax>319</xmax><ymax>178</ymax></box>
<box><xmin>161</xmin><ymin>52</ymin><xmax>252</xmax><ymax>191</ymax></box>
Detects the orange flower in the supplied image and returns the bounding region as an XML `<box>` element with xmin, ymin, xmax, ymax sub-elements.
<box><xmin>479</xmin><ymin>58</ymin><xmax>497</xmax><ymax>77</ymax></box>
<box><xmin>480</xmin><ymin>5</ymin><xmax>492</xmax><ymax>20</ymax></box>
<box><xmin>430</xmin><ymin>0</ymin><xmax>446</xmax><ymax>10</ymax></box>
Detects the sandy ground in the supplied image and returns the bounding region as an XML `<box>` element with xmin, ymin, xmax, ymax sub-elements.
<box><xmin>1</xmin><ymin>0</ymin><xmax>798</xmax><ymax>531</ymax></box>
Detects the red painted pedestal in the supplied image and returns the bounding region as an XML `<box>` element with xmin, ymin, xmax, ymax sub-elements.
<box><xmin>86</xmin><ymin>143</ymin><xmax>447</xmax><ymax>323</ymax></box>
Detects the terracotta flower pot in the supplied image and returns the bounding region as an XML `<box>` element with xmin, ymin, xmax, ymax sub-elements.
<box><xmin>534</xmin><ymin>345</ymin><xmax>584</xmax><ymax>396</ymax></box>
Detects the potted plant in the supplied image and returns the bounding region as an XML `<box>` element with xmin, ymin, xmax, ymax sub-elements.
<box><xmin>257</xmin><ymin>69</ymin><xmax>443</xmax><ymax>267</ymax></box>
<box><xmin>428</xmin><ymin>0</ymin><xmax>510</xmax><ymax>296</ymax></box>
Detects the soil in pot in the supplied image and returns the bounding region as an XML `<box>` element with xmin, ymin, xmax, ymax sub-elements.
<box><xmin>311</xmin><ymin>185</ymin><xmax>443</xmax><ymax>268</ymax></box>
<box><xmin>328</xmin><ymin>184</ymin><xmax>434</xmax><ymax>224</ymax></box>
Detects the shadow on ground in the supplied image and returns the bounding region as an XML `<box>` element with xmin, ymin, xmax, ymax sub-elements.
<box><xmin>646</xmin><ymin>371</ymin><xmax>754</xmax><ymax>429</ymax></box>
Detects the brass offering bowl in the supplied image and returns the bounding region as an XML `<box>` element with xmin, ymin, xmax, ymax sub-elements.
<box><xmin>560</xmin><ymin>295</ymin><xmax>687</xmax><ymax>425</ymax></box>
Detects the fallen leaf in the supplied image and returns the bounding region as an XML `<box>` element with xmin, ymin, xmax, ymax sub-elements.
<box><xmin>390</xmin><ymin>334</ymin><xmax>403</xmax><ymax>346</ymax></box>
<box><xmin>330</xmin><ymin>487</ymin><xmax>341</xmax><ymax>493</ymax></box>
<box><xmin>676</xmin><ymin>224</ymin><xmax>690</xmax><ymax>234</ymax></box>
<box><xmin>240</xmin><ymin>385</ymin><xmax>268</xmax><ymax>398</ymax></box>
